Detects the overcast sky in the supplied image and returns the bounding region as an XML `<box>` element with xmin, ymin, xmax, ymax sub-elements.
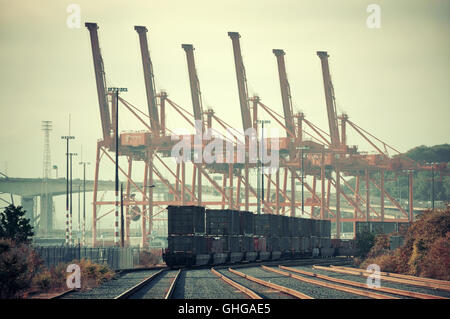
<box><xmin>1</xmin><ymin>0</ymin><xmax>449</xmax><ymax>182</ymax></box>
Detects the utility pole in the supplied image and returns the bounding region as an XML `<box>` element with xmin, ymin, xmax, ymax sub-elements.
<box><xmin>256</xmin><ymin>120</ymin><xmax>270</xmax><ymax>213</ymax></box>
<box><xmin>121</xmin><ymin>183</ymin><xmax>124</xmax><ymax>248</ymax></box>
<box><xmin>297</xmin><ymin>146</ymin><xmax>310</xmax><ymax>215</ymax></box>
<box><xmin>61</xmin><ymin>133</ymin><xmax>75</xmax><ymax>245</ymax></box>
<box><xmin>41</xmin><ymin>121</ymin><xmax>52</xmax><ymax>235</ymax></box>
<box><xmin>79</xmin><ymin>159</ymin><xmax>90</xmax><ymax>247</ymax></box>
<box><xmin>108</xmin><ymin>87</ymin><xmax>127</xmax><ymax>247</ymax></box>
<box><xmin>69</xmin><ymin>152</ymin><xmax>77</xmax><ymax>245</ymax></box>
<box><xmin>78</xmin><ymin>184</ymin><xmax>80</xmax><ymax>245</ymax></box>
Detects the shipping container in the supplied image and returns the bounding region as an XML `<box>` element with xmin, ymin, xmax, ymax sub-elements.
<box><xmin>168</xmin><ymin>235</ymin><xmax>207</xmax><ymax>254</ymax></box>
<box><xmin>281</xmin><ymin>216</ymin><xmax>290</xmax><ymax>235</ymax></box>
<box><xmin>239</xmin><ymin>211</ymin><xmax>254</xmax><ymax>235</ymax></box>
<box><xmin>206</xmin><ymin>209</ymin><xmax>240</xmax><ymax>235</ymax></box>
<box><xmin>280</xmin><ymin>236</ymin><xmax>291</xmax><ymax>252</ymax></box>
<box><xmin>266</xmin><ymin>237</ymin><xmax>280</xmax><ymax>251</ymax></box>
<box><xmin>168</xmin><ymin>205</ymin><xmax>205</xmax><ymax>235</ymax></box>
<box><xmin>289</xmin><ymin>217</ymin><xmax>299</xmax><ymax>237</ymax></box>
<box><xmin>254</xmin><ymin>214</ymin><xmax>281</xmax><ymax>236</ymax></box>
<box><xmin>241</xmin><ymin>236</ymin><xmax>254</xmax><ymax>252</ymax></box>
<box><xmin>298</xmin><ymin>218</ymin><xmax>311</xmax><ymax>237</ymax></box>
<box><xmin>254</xmin><ymin>237</ymin><xmax>267</xmax><ymax>252</ymax></box>
<box><xmin>290</xmin><ymin>237</ymin><xmax>300</xmax><ymax>252</ymax></box>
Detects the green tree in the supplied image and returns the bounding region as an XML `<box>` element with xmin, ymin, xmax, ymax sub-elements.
<box><xmin>0</xmin><ymin>205</ymin><xmax>34</xmax><ymax>244</ymax></box>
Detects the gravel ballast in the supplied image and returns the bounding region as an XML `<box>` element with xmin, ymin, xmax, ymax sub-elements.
<box><xmin>60</xmin><ymin>269</ymin><xmax>161</xmax><ymax>299</ymax></box>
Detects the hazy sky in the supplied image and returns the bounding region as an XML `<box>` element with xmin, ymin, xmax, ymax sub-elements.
<box><xmin>1</xmin><ymin>0</ymin><xmax>449</xmax><ymax>182</ymax></box>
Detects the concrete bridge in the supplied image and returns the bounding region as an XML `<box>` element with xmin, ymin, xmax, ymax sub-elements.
<box><xmin>0</xmin><ymin>176</ymin><xmax>165</xmax><ymax>234</ymax></box>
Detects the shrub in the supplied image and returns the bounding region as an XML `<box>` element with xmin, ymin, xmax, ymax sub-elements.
<box><xmin>0</xmin><ymin>239</ymin><xmax>41</xmax><ymax>298</ymax></box>
<box><xmin>32</xmin><ymin>271</ymin><xmax>52</xmax><ymax>292</ymax></box>
<box><xmin>420</xmin><ymin>235</ymin><xmax>450</xmax><ymax>281</ymax></box>
<box><xmin>357</xmin><ymin>209</ymin><xmax>450</xmax><ymax>280</ymax></box>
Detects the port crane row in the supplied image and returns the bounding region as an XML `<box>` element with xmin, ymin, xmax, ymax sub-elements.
<box><xmin>84</xmin><ymin>23</ymin><xmax>448</xmax><ymax>247</ymax></box>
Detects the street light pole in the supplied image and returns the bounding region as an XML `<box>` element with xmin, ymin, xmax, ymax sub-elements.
<box><xmin>296</xmin><ymin>146</ymin><xmax>310</xmax><ymax>215</ymax></box>
<box><xmin>61</xmin><ymin>135</ymin><xmax>74</xmax><ymax>245</ymax></box>
<box><xmin>79</xmin><ymin>160</ymin><xmax>90</xmax><ymax>246</ymax></box>
<box><xmin>69</xmin><ymin>152</ymin><xmax>77</xmax><ymax>245</ymax></box>
<box><xmin>108</xmin><ymin>87</ymin><xmax>127</xmax><ymax>247</ymax></box>
<box><xmin>256</xmin><ymin>120</ymin><xmax>270</xmax><ymax>213</ymax></box>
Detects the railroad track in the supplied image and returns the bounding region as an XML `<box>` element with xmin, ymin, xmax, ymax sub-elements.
<box><xmin>215</xmin><ymin>264</ymin><xmax>450</xmax><ymax>299</ymax></box>
<box><xmin>115</xmin><ymin>268</ymin><xmax>181</xmax><ymax>299</ymax></box>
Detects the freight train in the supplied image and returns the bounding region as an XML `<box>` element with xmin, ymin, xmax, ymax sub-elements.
<box><xmin>163</xmin><ymin>206</ymin><xmax>343</xmax><ymax>268</ymax></box>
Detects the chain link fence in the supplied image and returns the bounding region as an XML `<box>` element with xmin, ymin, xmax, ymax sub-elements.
<box><xmin>33</xmin><ymin>246</ymin><xmax>143</xmax><ymax>270</ymax></box>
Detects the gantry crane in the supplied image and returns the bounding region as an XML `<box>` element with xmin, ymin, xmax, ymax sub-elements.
<box><xmin>85</xmin><ymin>23</ymin><xmax>112</xmax><ymax>144</ymax></box>
<box><xmin>317</xmin><ymin>51</ymin><xmax>341</xmax><ymax>149</ymax></box>
<box><xmin>135</xmin><ymin>26</ymin><xmax>160</xmax><ymax>135</ymax></box>
<box><xmin>84</xmin><ymin>24</ymin><xmax>448</xmax><ymax>248</ymax></box>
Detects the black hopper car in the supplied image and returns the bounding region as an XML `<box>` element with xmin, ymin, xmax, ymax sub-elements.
<box><xmin>163</xmin><ymin>206</ymin><xmax>345</xmax><ymax>268</ymax></box>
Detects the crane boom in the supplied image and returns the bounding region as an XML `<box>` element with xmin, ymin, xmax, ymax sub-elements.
<box><xmin>182</xmin><ymin>44</ymin><xmax>204</xmax><ymax>127</ymax></box>
<box><xmin>228</xmin><ymin>32</ymin><xmax>253</xmax><ymax>132</ymax></box>
<box><xmin>85</xmin><ymin>23</ymin><xmax>111</xmax><ymax>142</ymax></box>
<box><xmin>134</xmin><ymin>26</ymin><xmax>160</xmax><ymax>134</ymax></box>
<box><xmin>317</xmin><ymin>51</ymin><xmax>340</xmax><ymax>147</ymax></box>
<box><xmin>273</xmin><ymin>49</ymin><xmax>296</xmax><ymax>138</ymax></box>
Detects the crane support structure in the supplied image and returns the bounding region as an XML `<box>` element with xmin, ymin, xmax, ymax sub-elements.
<box><xmin>228</xmin><ymin>32</ymin><xmax>253</xmax><ymax>132</ymax></box>
<box><xmin>134</xmin><ymin>26</ymin><xmax>160</xmax><ymax>134</ymax></box>
<box><xmin>182</xmin><ymin>44</ymin><xmax>204</xmax><ymax>126</ymax></box>
<box><xmin>85</xmin><ymin>23</ymin><xmax>111</xmax><ymax>142</ymax></box>
<box><xmin>273</xmin><ymin>49</ymin><xmax>296</xmax><ymax>139</ymax></box>
<box><xmin>317</xmin><ymin>51</ymin><xmax>341</xmax><ymax>148</ymax></box>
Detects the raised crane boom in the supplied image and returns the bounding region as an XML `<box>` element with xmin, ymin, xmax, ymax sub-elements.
<box><xmin>273</xmin><ymin>49</ymin><xmax>296</xmax><ymax>138</ymax></box>
<box><xmin>317</xmin><ymin>51</ymin><xmax>341</xmax><ymax>147</ymax></box>
<box><xmin>182</xmin><ymin>44</ymin><xmax>204</xmax><ymax>127</ymax></box>
<box><xmin>228</xmin><ymin>32</ymin><xmax>253</xmax><ymax>132</ymax></box>
<box><xmin>134</xmin><ymin>26</ymin><xmax>160</xmax><ymax>135</ymax></box>
<box><xmin>85</xmin><ymin>23</ymin><xmax>111</xmax><ymax>142</ymax></box>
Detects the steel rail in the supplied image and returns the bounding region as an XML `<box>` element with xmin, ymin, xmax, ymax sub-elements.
<box><xmin>164</xmin><ymin>269</ymin><xmax>182</xmax><ymax>299</ymax></box>
<box><xmin>261</xmin><ymin>266</ymin><xmax>394</xmax><ymax>299</ymax></box>
<box><xmin>114</xmin><ymin>269</ymin><xmax>165</xmax><ymax>299</ymax></box>
<box><xmin>211</xmin><ymin>268</ymin><xmax>262</xmax><ymax>299</ymax></box>
<box><xmin>314</xmin><ymin>266</ymin><xmax>450</xmax><ymax>291</ymax></box>
<box><xmin>280</xmin><ymin>265</ymin><xmax>446</xmax><ymax>299</ymax></box>
<box><xmin>50</xmin><ymin>289</ymin><xmax>76</xmax><ymax>299</ymax></box>
<box><xmin>228</xmin><ymin>267</ymin><xmax>313</xmax><ymax>299</ymax></box>
<box><xmin>331</xmin><ymin>265</ymin><xmax>450</xmax><ymax>288</ymax></box>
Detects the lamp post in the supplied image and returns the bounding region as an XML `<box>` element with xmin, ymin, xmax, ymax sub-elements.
<box><xmin>61</xmin><ymin>136</ymin><xmax>75</xmax><ymax>245</ymax></box>
<box><xmin>79</xmin><ymin>160</ymin><xmax>90</xmax><ymax>246</ymax></box>
<box><xmin>296</xmin><ymin>146</ymin><xmax>310</xmax><ymax>214</ymax></box>
<box><xmin>108</xmin><ymin>87</ymin><xmax>127</xmax><ymax>247</ymax></box>
<box><xmin>256</xmin><ymin>120</ymin><xmax>270</xmax><ymax>214</ymax></box>
<box><xmin>69</xmin><ymin>152</ymin><xmax>77</xmax><ymax>245</ymax></box>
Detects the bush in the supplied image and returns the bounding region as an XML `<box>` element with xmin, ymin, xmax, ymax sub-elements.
<box><xmin>0</xmin><ymin>239</ymin><xmax>41</xmax><ymax>298</ymax></box>
<box><xmin>32</xmin><ymin>271</ymin><xmax>52</xmax><ymax>292</ymax></box>
<box><xmin>420</xmin><ymin>236</ymin><xmax>450</xmax><ymax>281</ymax></box>
<box><xmin>357</xmin><ymin>209</ymin><xmax>450</xmax><ymax>280</ymax></box>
